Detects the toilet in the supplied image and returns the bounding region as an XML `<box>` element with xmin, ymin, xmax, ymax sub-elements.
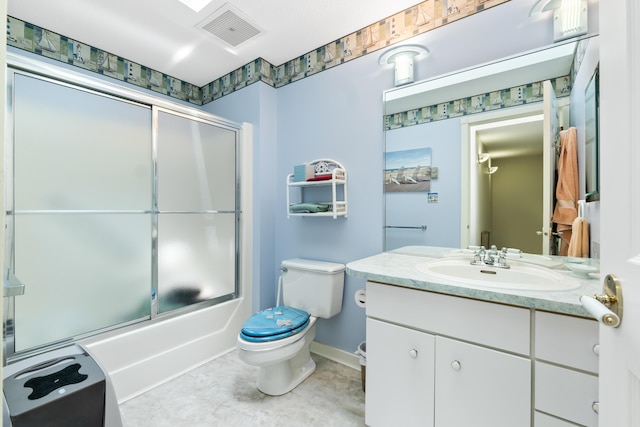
<box><xmin>237</xmin><ymin>258</ymin><xmax>345</xmax><ymax>396</ymax></box>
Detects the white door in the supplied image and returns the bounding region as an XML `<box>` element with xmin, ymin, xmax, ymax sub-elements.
<box><xmin>598</xmin><ymin>0</ymin><xmax>640</xmax><ymax>425</ymax></box>
<box><xmin>541</xmin><ymin>80</ymin><xmax>558</xmax><ymax>256</ymax></box>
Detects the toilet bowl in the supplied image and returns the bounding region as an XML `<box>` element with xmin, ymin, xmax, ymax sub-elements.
<box><xmin>237</xmin><ymin>258</ymin><xmax>345</xmax><ymax>396</ymax></box>
<box><xmin>237</xmin><ymin>315</ymin><xmax>317</xmax><ymax>396</ymax></box>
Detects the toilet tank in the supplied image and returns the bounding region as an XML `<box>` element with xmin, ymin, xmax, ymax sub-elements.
<box><xmin>281</xmin><ymin>258</ymin><xmax>345</xmax><ymax>319</ymax></box>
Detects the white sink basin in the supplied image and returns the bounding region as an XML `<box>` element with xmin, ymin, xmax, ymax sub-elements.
<box><xmin>415</xmin><ymin>258</ymin><xmax>580</xmax><ymax>291</ymax></box>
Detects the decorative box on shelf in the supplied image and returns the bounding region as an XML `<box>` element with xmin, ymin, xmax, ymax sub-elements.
<box><xmin>287</xmin><ymin>159</ymin><xmax>347</xmax><ymax>219</ymax></box>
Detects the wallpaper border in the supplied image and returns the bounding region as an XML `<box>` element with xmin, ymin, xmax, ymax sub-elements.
<box><xmin>7</xmin><ymin>0</ymin><xmax>510</xmax><ymax>106</ymax></box>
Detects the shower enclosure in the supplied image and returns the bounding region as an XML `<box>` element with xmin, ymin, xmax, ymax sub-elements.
<box><xmin>4</xmin><ymin>63</ymin><xmax>242</xmax><ymax>362</ymax></box>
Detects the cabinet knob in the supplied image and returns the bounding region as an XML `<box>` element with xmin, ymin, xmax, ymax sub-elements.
<box><xmin>592</xmin><ymin>401</ymin><xmax>600</xmax><ymax>414</ymax></box>
<box><xmin>593</xmin><ymin>344</ymin><xmax>600</xmax><ymax>356</ymax></box>
<box><xmin>409</xmin><ymin>349</ymin><xmax>418</xmax><ymax>358</ymax></box>
<box><xmin>451</xmin><ymin>360</ymin><xmax>462</xmax><ymax>371</ymax></box>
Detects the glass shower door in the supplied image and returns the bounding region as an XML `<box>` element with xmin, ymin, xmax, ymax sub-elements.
<box><xmin>155</xmin><ymin>109</ymin><xmax>239</xmax><ymax>314</ymax></box>
<box><xmin>6</xmin><ymin>70</ymin><xmax>241</xmax><ymax>358</ymax></box>
<box><xmin>9</xmin><ymin>72</ymin><xmax>153</xmax><ymax>353</ymax></box>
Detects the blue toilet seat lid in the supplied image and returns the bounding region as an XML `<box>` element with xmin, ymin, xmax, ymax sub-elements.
<box><xmin>240</xmin><ymin>306</ymin><xmax>310</xmax><ymax>342</ymax></box>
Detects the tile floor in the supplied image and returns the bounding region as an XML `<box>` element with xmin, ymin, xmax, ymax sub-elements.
<box><xmin>119</xmin><ymin>350</ymin><xmax>366</xmax><ymax>427</ymax></box>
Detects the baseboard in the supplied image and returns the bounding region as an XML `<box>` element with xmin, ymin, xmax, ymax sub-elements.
<box><xmin>310</xmin><ymin>341</ymin><xmax>360</xmax><ymax>371</ymax></box>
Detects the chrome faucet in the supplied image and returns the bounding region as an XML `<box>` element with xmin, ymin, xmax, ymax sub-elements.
<box><xmin>497</xmin><ymin>248</ymin><xmax>509</xmax><ymax>268</ymax></box>
<box><xmin>470</xmin><ymin>246</ymin><xmax>510</xmax><ymax>269</ymax></box>
<box><xmin>472</xmin><ymin>246</ymin><xmax>485</xmax><ymax>264</ymax></box>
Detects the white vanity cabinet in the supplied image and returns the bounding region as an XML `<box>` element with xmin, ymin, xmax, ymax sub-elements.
<box><xmin>364</xmin><ymin>281</ymin><xmax>600</xmax><ymax>427</ymax></box>
<box><xmin>365</xmin><ymin>281</ymin><xmax>531</xmax><ymax>427</ymax></box>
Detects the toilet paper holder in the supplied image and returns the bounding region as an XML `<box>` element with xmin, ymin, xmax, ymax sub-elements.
<box><xmin>354</xmin><ymin>288</ymin><xmax>366</xmax><ymax>308</ymax></box>
<box><xmin>581</xmin><ymin>274</ymin><xmax>623</xmax><ymax>328</ymax></box>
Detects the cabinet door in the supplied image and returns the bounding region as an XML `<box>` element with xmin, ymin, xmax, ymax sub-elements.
<box><xmin>366</xmin><ymin>318</ymin><xmax>435</xmax><ymax>427</ymax></box>
<box><xmin>435</xmin><ymin>336</ymin><xmax>531</xmax><ymax>427</ymax></box>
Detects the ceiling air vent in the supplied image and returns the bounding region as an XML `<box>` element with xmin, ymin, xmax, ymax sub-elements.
<box><xmin>198</xmin><ymin>3</ymin><xmax>262</xmax><ymax>47</ymax></box>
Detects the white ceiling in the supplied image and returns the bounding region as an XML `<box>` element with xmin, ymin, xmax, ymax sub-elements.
<box><xmin>8</xmin><ymin>0</ymin><xmax>421</xmax><ymax>87</ymax></box>
<box><xmin>477</xmin><ymin>119</ymin><xmax>544</xmax><ymax>160</ymax></box>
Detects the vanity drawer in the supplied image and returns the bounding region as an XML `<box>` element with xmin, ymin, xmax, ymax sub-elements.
<box><xmin>535</xmin><ymin>311</ymin><xmax>599</xmax><ymax>373</ymax></box>
<box><xmin>535</xmin><ymin>361</ymin><xmax>599</xmax><ymax>426</ymax></box>
<box><xmin>366</xmin><ymin>281</ymin><xmax>530</xmax><ymax>355</ymax></box>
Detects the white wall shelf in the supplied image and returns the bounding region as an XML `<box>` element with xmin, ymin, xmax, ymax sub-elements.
<box><xmin>287</xmin><ymin>159</ymin><xmax>347</xmax><ymax>219</ymax></box>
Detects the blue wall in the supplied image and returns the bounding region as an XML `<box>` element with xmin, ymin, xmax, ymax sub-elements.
<box><xmin>203</xmin><ymin>83</ymin><xmax>279</xmax><ymax>313</ymax></box>
<box><xmin>273</xmin><ymin>55</ymin><xmax>390</xmax><ymax>351</ymax></box>
<box><xmin>206</xmin><ymin>52</ymin><xmax>391</xmax><ymax>351</ymax></box>
<box><xmin>385</xmin><ymin>119</ymin><xmax>462</xmax><ymax>251</ymax></box>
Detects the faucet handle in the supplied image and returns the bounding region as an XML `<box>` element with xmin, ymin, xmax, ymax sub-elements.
<box><xmin>497</xmin><ymin>252</ymin><xmax>510</xmax><ymax>268</ymax></box>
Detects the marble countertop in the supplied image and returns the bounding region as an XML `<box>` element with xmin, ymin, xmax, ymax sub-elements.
<box><xmin>346</xmin><ymin>246</ymin><xmax>602</xmax><ymax>318</ymax></box>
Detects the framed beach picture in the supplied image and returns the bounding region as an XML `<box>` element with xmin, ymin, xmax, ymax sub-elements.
<box><xmin>385</xmin><ymin>147</ymin><xmax>432</xmax><ymax>192</ymax></box>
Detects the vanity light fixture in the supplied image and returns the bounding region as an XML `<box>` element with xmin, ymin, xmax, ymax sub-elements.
<box><xmin>478</xmin><ymin>153</ymin><xmax>490</xmax><ymax>164</ymax></box>
<box><xmin>555</xmin><ymin>0</ymin><xmax>588</xmax><ymax>41</ymax></box>
<box><xmin>488</xmin><ymin>166</ymin><xmax>499</xmax><ymax>175</ymax></box>
<box><xmin>379</xmin><ymin>45</ymin><xmax>430</xmax><ymax>86</ymax></box>
<box><xmin>529</xmin><ymin>0</ymin><xmax>587</xmax><ymax>42</ymax></box>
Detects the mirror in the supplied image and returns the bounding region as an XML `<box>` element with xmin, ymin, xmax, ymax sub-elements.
<box><xmin>584</xmin><ymin>66</ymin><xmax>600</xmax><ymax>202</ymax></box>
<box><xmin>383</xmin><ymin>35</ymin><xmax>600</xmax><ymax>257</ymax></box>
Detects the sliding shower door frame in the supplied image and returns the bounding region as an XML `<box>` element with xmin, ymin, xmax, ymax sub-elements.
<box><xmin>4</xmin><ymin>53</ymin><xmax>243</xmax><ymax>363</ymax></box>
<box><xmin>151</xmin><ymin>105</ymin><xmax>242</xmax><ymax>317</ymax></box>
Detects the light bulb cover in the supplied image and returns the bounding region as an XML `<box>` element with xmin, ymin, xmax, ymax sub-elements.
<box><xmin>379</xmin><ymin>45</ymin><xmax>429</xmax><ymax>86</ymax></box>
<box><xmin>554</xmin><ymin>0</ymin><xmax>588</xmax><ymax>41</ymax></box>
<box><xmin>478</xmin><ymin>153</ymin><xmax>490</xmax><ymax>164</ymax></box>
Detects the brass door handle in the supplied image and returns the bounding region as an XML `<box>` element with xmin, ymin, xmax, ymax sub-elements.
<box><xmin>580</xmin><ymin>274</ymin><xmax>623</xmax><ymax>327</ymax></box>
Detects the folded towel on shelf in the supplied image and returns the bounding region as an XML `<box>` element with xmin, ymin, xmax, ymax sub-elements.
<box><xmin>289</xmin><ymin>203</ymin><xmax>330</xmax><ymax>213</ymax></box>
<box><xmin>307</xmin><ymin>174</ymin><xmax>333</xmax><ymax>182</ymax></box>
<box><xmin>568</xmin><ymin>217</ymin><xmax>590</xmax><ymax>257</ymax></box>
